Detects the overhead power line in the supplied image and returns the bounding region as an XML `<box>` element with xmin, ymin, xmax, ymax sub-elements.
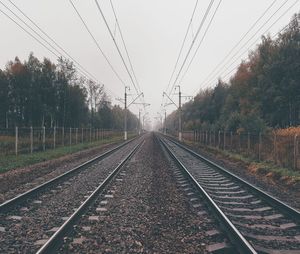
<box><xmin>0</xmin><ymin>1</ymin><xmax>121</xmax><ymax>100</ymax></box>
<box><xmin>0</xmin><ymin>4</ymin><xmax>59</xmax><ymax>58</ymax></box>
<box><xmin>199</xmin><ymin>0</ymin><xmax>279</xmax><ymax>88</ymax></box>
<box><xmin>164</xmin><ymin>0</ymin><xmax>199</xmax><ymax>94</ymax></box>
<box><xmin>220</xmin><ymin>0</ymin><xmax>299</xmax><ymax>83</ymax></box>
<box><xmin>94</xmin><ymin>0</ymin><xmax>141</xmax><ymax>97</ymax></box>
<box><xmin>178</xmin><ymin>0</ymin><xmax>223</xmax><ymax>84</ymax></box>
<box><xmin>109</xmin><ymin>0</ymin><xmax>141</xmax><ymax>93</ymax></box>
<box><xmin>199</xmin><ymin>0</ymin><xmax>295</xmax><ymax>90</ymax></box>
<box><xmin>167</xmin><ymin>0</ymin><xmax>215</xmax><ymax>97</ymax></box>
<box><xmin>69</xmin><ymin>0</ymin><xmax>126</xmax><ymax>87</ymax></box>
<box><xmin>5</xmin><ymin>0</ymin><xmax>99</xmax><ymax>82</ymax></box>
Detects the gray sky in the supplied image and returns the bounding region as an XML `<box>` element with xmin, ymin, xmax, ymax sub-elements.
<box><xmin>0</xmin><ymin>0</ymin><xmax>299</xmax><ymax>127</ymax></box>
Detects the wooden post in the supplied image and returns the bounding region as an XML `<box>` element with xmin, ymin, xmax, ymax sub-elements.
<box><xmin>258</xmin><ymin>132</ymin><xmax>262</xmax><ymax>161</ymax></box>
<box><xmin>81</xmin><ymin>128</ymin><xmax>84</xmax><ymax>143</ymax></box>
<box><xmin>294</xmin><ymin>134</ymin><xmax>298</xmax><ymax>169</ymax></box>
<box><xmin>230</xmin><ymin>131</ymin><xmax>233</xmax><ymax>150</ymax></box>
<box><xmin>76</xmin><ymin>128</ymin><xmax>78</xmax><ymax>144</ymax></box>
<box><xmin>90</xmin><ymin>128</ymin><xmax>92</xmax><ymax>143</ymax></box>
<box><xmin>223</xmin><ymin>130</ymin><xmax>226</xmax><ymax>150</ymax></box>
<box><xmin>62</xmin><ymin>127</ymin><xmax>65</xmax><ymax>146</ymax></box>
<box><xmin>30</xmin><ymin>126</ymin><xmax>33</xmax><ymax>154</ymax></box>
<box><xmin>69</xmin><ymin>127</ymin><xmax>72</xmax><ymax>146</ymax></box>
<box><xmin>15</xmin><ymin>126</ymin><xmax>18</xmax><ymax>156</ymax></box>
<box><xmin>218</xmin><ymin>131</ymin><xmax>221</xmax><ymax>149</ymax></box>
<box><xmin>247</xmin><ymin>132</ymin><xmax>250</xmax><ymax>155</ymax></box>
<box><xmin>273</xmin><ymin>132</ymin><xmax>277</xmax><ymax>163</ymax></box>
<box><xmin>53</xmin><ymin>126</ymin><xmax>56</xmax><ymax>149</ymax></box>
<box><xmin>213</xmin><ymin>131</ymin><xmax>216</xmax><ymax>147</ymax></box>
<box><xmin>43</xmin><ymin>126</ymin><xmax>45</xmax><ymax>151</ymax></box>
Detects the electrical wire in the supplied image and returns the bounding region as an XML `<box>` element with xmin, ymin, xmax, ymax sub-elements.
<box><xmin>109</xmin><ymin>0</ymin><xmax>141</xmax><ymax>93</ymax></box>
<box><xmin>94</xmin><ymin>0</ymin><xmax>141</xmax><ymax>97</ymax></box>
<box><xmin>178</xmin><ymin>0</ymin><xmax>223</xmax><ymax>84</ymax></box>
<box><xmin>200</xmin><ymin>0</ymin><xmax>294</xmax><ymax>89</ymax></box>
<box><xmin>0</xmin><ymin>2</ymin><xmax>121</xmax><ymax>101</ymax></box>
<box><xmin>6</xmin><ymin>0</ymin><xmax>99</xmax><ymax>82</ymax></box>
<box><xmin>167</xmin><ymin>0</ymin><xmax>215</xmax><ymax>97</ymax></box>
<box><xmin>0</xmin><ymin>7</ymin><xmax>59</xmax><ymax>58</ymax></box>
<box><xmin>164</xmin><ymin>0</ymin><xmax>199</xmax><ymax>94</ymax></box>
<box><xmin>220</xmin><ymin>0</ymin><xmax>299</xmax><ymax>83</ymax></box>
<box><xmin>69</xmin><ymin>0</ymin><xmax>126</xmax><ymax>87</ymax></box>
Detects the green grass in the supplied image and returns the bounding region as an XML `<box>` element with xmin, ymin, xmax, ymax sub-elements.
<box><xmin>187</xmin><ymin>141</ymin><xmax>300</xmax><ymax>183</ymax></box>
<box><xmin>0</xmin><ymin>135</ymin><xmax>130</xmax><ymax>173</ymax></box>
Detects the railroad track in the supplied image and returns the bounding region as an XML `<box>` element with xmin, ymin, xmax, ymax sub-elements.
<box><xmin>0</xmin><ymin>136</ymin><xmax>143</xmax><ymax>253</ymax></box>
<box><xmin>159</xmin><ymin>135</ymin><xmax>300</xmax><ymax>254</ymax></box>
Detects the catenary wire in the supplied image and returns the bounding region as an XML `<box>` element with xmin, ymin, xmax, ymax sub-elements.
<box><xmin>109</xmin><ymin>0</ymin><xmax>141</xmax><ymax>93</ymax></box>
<box><xmin>69</xmin><ymin>0</ymin><xmax>126</xmax><ymax>87</ymax></box>
<box><xmin>0</xmin><ymin>2</ymin><xmax>120</xmax><ymax>101</ymax></box>
<box><xmin>201</xmin><ymin>0</ymin><xmax>293</xmax><ymax>89</ymax></box>
<box><xmin>220</xmin><ymin>0</ymin><xmax>299</xmax><ymax>84</ymax></box>
<box><xmin>164</xmin><ymin>0</ymin><xmax>199</xmax><ymax>94</ymax></box>
<box><xmin>167</xmin><ymin>0</ymin><xmax>215</xmax><ymax>97</ymax></box>
<box><xmin>94</xmin><ymin>0</ymin><xmax>141</xmax><ymax>97</ymax></box>
<box><xmin>199</xmin><ymin>0</ymin><xmax>279</xmax><ymax>88</ymax></box>
<box><xmin>178</xmin><ymin>0</ymin><xmax>223</xmax><ymax>85</ymax></box>
<box><xmin>6</xmin><ymin>0</ymin><xmax>99</xmax><ymax>83</ymax></box>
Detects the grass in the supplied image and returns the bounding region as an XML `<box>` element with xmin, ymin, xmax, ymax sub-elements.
<box><xmin>185</xmin><ymin>140</ymin><xmax>300</xmax><ymax>183</ymax></box>
<box><xmin>0</xmin><ymin>135</ymin><xmax>132</xmax><ymax>174</ymax></box>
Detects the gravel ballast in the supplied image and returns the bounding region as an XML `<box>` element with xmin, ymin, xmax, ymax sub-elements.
<box><xmin>0</xmin><ymin>138</ymin><xmax>141</xmax><ymax>253</ymax></box>
<box><xmin>60</xmin><ymin>133</ymin><xmax>231</xmax><ymax>253</ymax></box>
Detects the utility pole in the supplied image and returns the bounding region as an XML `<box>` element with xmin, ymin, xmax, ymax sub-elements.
<box><xmin>162</xmin><ymin>108</ymin><xmax>167</xmax><ymax>135</ymax></box>
<box><xmin>163</xmin><ymin>86</ymin><xmax>192</xmax><ymax>142</ymax></box>
<box><xmin>138</xmin><ymin>109</ymin><xmax>141</xmax><ymax>135</ymax></box>
<box><xmin>143</xmin><ymin>112</ymin><xmax>149</xmax><ymax>131</ymax></box>
<box><xmin>124</xmin><ymin>86</ymin><xmax>129</xmax><ymax>140</ymax></box>
<box><xmin>121</xmin><ymin>89</ymin><xmax>144</xmax><ymax>140</ymax></box>
<box><xmin>177</xmin><ymin>85</ymin><xmax>182</xmax><ymax>141</ymax></box>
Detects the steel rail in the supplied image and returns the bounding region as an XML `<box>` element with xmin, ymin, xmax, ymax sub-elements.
<box><xmin>165</xmin><ymin>136</ymin><xmax>300</xmax><ymax>221</ymax></box>
<box><xmin>0</xmin><ymin>137</ymin><xmax>137</xmax><ymax>213</ymax></box>
<box><xmin>36</xmin><ymin>139</ymin><xmax>144</xmax><ymax>254</ymax></box>
<box><xmin>158</xmin><ymin>135</ymin><xmax>257</xmax><ymax>254</ymax></box>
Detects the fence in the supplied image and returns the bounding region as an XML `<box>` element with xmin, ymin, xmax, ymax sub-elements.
<box><xmin>0</xmin><ymin>127</ymin><xmax>124</xmax><ymax>156</ymax></box>
<box><xmin>181</xmin><ymin>130</ymin><xmax>300</xmax><ymax>171</ymax></box>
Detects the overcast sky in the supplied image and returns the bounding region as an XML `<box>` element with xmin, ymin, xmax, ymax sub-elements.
<box><xmin>0</xmin><ymin>0</ymin><xmax>299</xmax><ymax>127</ymax></box>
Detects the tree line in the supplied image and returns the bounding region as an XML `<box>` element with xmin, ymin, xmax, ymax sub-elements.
<box><xmin>167</xmin><ymin>13</ymin><xmax>300</xmax><ymax>133</ymax></box>
<box><xmin>0</xmin><ymin>54</ymin><xmax>138</xmax><ymax>130</ymax></box>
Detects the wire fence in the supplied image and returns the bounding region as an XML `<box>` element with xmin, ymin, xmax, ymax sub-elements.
<box><xmin>0</xmin><ymin>127</ymin><xmax>124</xmax><ymax>156</ymax></box>
<box><xmin>180</xmin><ymin>130</ymin><xmax>300</xmax><ymax>171</ymax></box>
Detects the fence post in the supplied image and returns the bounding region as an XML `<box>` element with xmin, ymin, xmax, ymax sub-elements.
<box><xmin>76</xmin><ymin>128</ymin><xmax>78</xmax><ymax>144</ymax></box>
<box><xmin>43</xmin><ymin>126</ymin><xmax>45</xmax><ymax>151</ymax></box>
<box><xmin>81</xmin><ymin>128</ymin><xmax>84</xmax><ymax>143</ymax></box>
<box><xmin>69</xmin><ymin>128</ymin><xmax>72</xmax><ymax>146</ymax></box>
<box><xmin>213</xmin><ymin>131</ymin><xmax>216</xmax><ymax>147</ymax></box>
<box><xmin>15</xmin><ymin>126</ymin><xmax>18</xmax><ymax>156</ymax></box>
<box><xmin>62</xmin><ymin>127</ymin><xmax>65</xmax><ymax>146</ymax></box>
<box><xmin>273</xmin><ymin>132</ymin><xmax>277</xmax><ymax>163</ymax></box>
<box><xmin>223</xmin><ymin>130</ymin><xmax>226</xmax><ymax>150</ymax></box>
<box><xmin>294</xmin><ymin>134</ymin><xmax>298</xmax><ymax>170</ymax></box>
<box><xmin>247</xmin><ymin>132</ymin><xmax>250</xmax><ymax>153</ymax></box>
<box><xmin>218</xmin><ymin>131</ymin><xmax>221</xmax><ymax>149</ymax></box>
<box><xmin>258</xmin><ymin>132</ymin><xmax>262</xmax><ymax>161</ymax></box>
<box><xmin>89</xmin><ymin>128</ymin><xmax>92</xmax><ymax>143</ymax></box>
<box><xmin>30</xmin><ymin>126</ymin><xmax>33</xmax><ymax>154</ymax></box>
<box><xmin>230</xmin><ymin>131</ymin><xmax>233</xmax><ymax>150</ymax></box>
<box><xmin>238</xmin><ymin>132</ymin><xmax>241</xmax><ymax>151</ymax></box>
<box><xmin>53</xmin><ymin>126</ymin><xmax>56</xmax><ymax>149</ymax></box>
